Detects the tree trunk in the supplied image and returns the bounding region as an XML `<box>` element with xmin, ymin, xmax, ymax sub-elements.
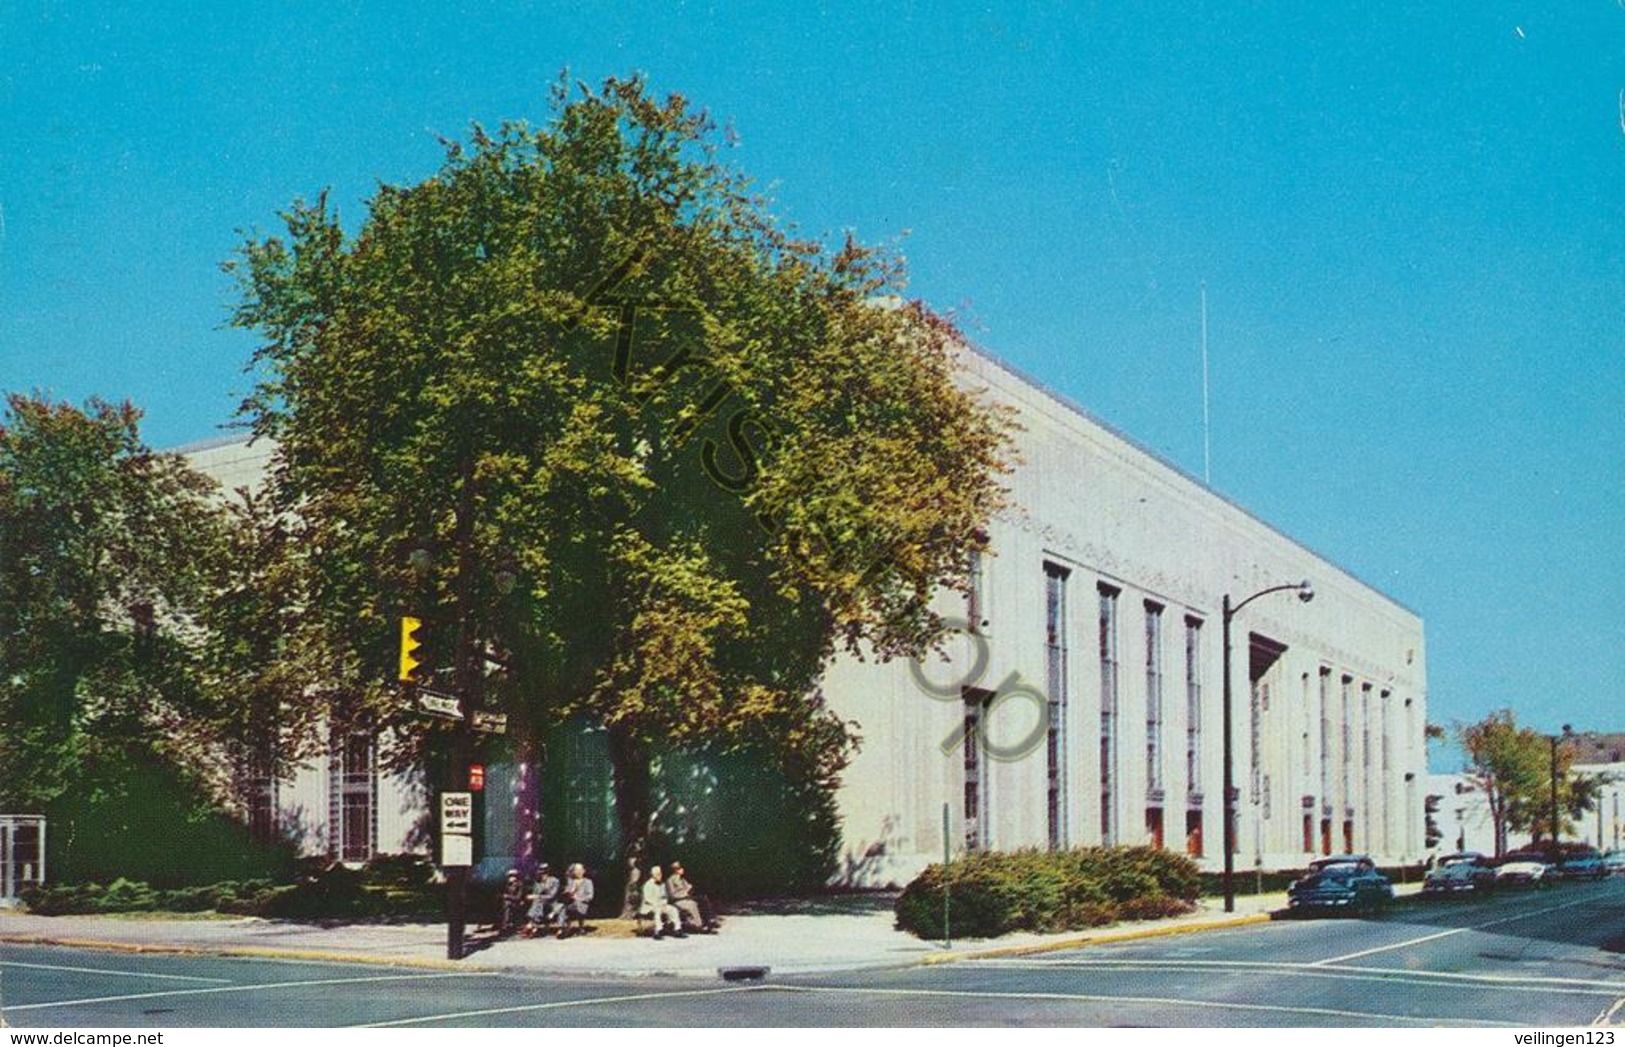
<box><xmin>608</xmin><ymin>722</ymin><xmax>650</xmax><ymax>918</ymax></box>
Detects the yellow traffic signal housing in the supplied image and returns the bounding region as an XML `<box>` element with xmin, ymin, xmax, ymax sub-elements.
<box><xmin>398</xmin><ymin>616</ymin><xmax>424</xmax><ymax>683</ymax></box>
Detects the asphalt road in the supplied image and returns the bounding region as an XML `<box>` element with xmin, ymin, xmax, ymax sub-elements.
<box><xmin>5</xmin><ymin>879</ymin><xmax>1625</xmax><ymax>1027</ymax></box>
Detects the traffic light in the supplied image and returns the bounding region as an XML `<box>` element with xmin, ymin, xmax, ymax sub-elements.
<box><xmin>469</xmin><ymin>764</ymin><xmax>485</xmax><ymax>792</ymax></box>
<box><xmin>398</xmin><ymin>616</ymin><xmax>424</xmax><ymax>683</ymax></box>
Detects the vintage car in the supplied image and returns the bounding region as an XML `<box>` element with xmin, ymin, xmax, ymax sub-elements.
<box><xmin>1287</xmin><ymin>855</ymin><xmax>1395</xmax><ymax>914</ymax></box>
<box><xmin>1553</xmin><ymin>846</ymin><xmax>1607</xmax><ymax>881</ymax></box>
<box><xmin>1495</xmin><ymin>850</ymin><xmax>1553</xmax><ymax>886</ymax></box>
<box><xmin>1423</xmin><ymin>852</ymin><xmax>1497</xmax><ymax>894</ymax></box>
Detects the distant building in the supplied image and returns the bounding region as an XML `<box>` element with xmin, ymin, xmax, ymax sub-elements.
<box><xmin>181</xmin><ymin>341</ymin><xmax>1429</xmax><ymax>882</ymax></box>
<box><xmin>1428</xmin><ymin>757</ymin><xmax>1623</xmax><ymax>859</ymax></box>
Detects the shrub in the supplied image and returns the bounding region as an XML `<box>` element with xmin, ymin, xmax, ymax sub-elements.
<box><xmin>895</xmin><ymin>845</ymin><xmax>1199</xmax><ymax>939</ymax></box>
<box><xmin>16</xmin><ymin>857</ymin><xmax>440</xmax><ymax>920</ymax></box>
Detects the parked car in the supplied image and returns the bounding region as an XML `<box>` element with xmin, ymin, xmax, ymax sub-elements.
<box><xmin>1495</xmin><ymin>850</ymin><xmax>1553</xmax><ymax>887</ymax></box>
<box><xmin>1603</xmin><ymin>849</ymin><xmax>1625</xmax><ymax>876</ymax></box>
<box><xmin>1423</xmin><ymin>852</ymin><xmax>1497</xmax><ymax>895</ymax></box>
<box><xmin>1287</xmin><ymin>855</ymin><xmax>1395</xmax><ymax>915</ymax></box>
<box><xmin>1553</xmin><ymin>846</ymin><xmax>1607</xmax><ymax>882</ymax></box>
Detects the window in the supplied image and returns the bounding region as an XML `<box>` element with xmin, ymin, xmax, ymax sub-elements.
<box><xmin>241</xmin><ymin>749</ymin><xmax>278</xmax><ymax>846</ymax></box>
<box><xmin>965</xmin><ymin>688</ymin><xmax>993</xmax><ymax>851</ymax></box>
<box><xmin>1341</xmin><ymin>675</ymin><xmax>1353</xmax><ymax>815</ymax></box>
<box><xmin>1098</xmin><ymin>584</ymin><xmax>1120</xmax><ymax>845</ymax></box>
<box><xmin>1185</xmin><ymin>617</ymin><xmax>1203</xmax><ymax>800</ymax></box>
<box><xmin>1380</xmin><ymin>689</ymin><xmax>1392</xmax><ymax>852</ymax></box>
<box><xmin>1044</xmin><ymin>563</ymin><xmax>1070</xmax><ymax>849</ymax></box>
<box><xmin>1301</xmin><ymin>673</ymin><xmax>1312</xmax><ymax>779</ymax></box>
<box><xmin>1361</xmin><ymin>683</ymin><xmax>1373</xmax><ymax>845</ymax></box>
<box><xmin>1319</xmin><ymin>669</ymin><xmax>1332</xmax><ymax>803</ymax></box>
<box><xmin>967</xmin><ymin>549</ymin><xmax>986</xmax><ymax>634</ymax></box>
<box><xmin>1249</xmin><ymin>678</ymin><xmax>1265</xmax><ymax>804</ymax></box>
<box><xmin>328</xmin><ymin>731</ymin><xmax>377</xmax><ymax>863</ymax></box>
<box><xmin>1145</xmin><ymin>602</ymin><xmax>1164</xmax><ymax>796</ymax></box>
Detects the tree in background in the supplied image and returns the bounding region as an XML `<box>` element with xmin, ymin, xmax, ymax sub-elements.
<box><xmin>1457</xmin><ymin>709</ymin><xmax>1601</xmax><ymax>855</ymax></box>
<box><xmin>0</xmin><ymin>394</ymin><xmax>286</xmax><ymax>883</ymax></box>
<box><xmin>1457</xmin><ymin>711</ymin><xmax>1547</xmax><ymax>857</ymax></box>
<box><xmin>227</xmin><ymin>75</ymin><xmax>1014</xmax><ymax>882</ymax></box>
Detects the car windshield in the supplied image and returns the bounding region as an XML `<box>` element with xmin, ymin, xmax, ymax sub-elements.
<box><xmin>1313</xmin><ymin>863</ymin><xmax>1359</xmax><ymax>878</ymax></box>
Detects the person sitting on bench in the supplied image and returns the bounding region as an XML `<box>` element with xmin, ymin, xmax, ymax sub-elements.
<box><xmin>666</xmin><ymin>861</ymin><xmax>717</xmax><ymax>933</ymax></box>
<box><xmin>524</xmin><ymin>864</ymin><xmax>560</xmax><ymax>937</ymax></box>
<box><xmin>639</xmin><ymin>865</ymin><xmax>685</xmax><ymax>939</ymax></box>
<box><xmin>554</xmin><ymin>862</ymin><xmax>593</xmax><ymax>937</ymax></box>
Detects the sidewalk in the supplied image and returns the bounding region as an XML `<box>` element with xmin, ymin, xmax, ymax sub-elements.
<box><xmin>0</xmin><ymin>884</ymin><xmax>1420</xmax><ymax>980</ymax></box>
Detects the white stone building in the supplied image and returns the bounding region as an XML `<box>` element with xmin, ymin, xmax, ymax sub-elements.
<box><xmin>180</xmin><ymin>340</ymin><xmax>1429</xmax><ymax>882</ymax></box>
<box><xmin>826</xmin><ymin>345</ymin><xmax>1427</xmax><ymax>884</ymax></box>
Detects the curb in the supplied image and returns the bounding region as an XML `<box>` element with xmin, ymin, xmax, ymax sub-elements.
<box><xmin>917</xmin><ymin>911</ymin><xmax>1275</xmax><ymax>966</ymax></box>
<box><xmin>0</xmin><ymin>934</ymin><xmax>487</xmax><ymax>972</ymax></box>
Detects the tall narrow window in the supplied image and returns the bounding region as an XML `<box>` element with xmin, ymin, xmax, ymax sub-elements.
<box><xmin>1184</xmin><ymin>616</ymin><xmax>1204</xmax><ymax>858</ymax></box>
<box><xmin>1360</xmin><ymin>683</ymin><xmax>1373</xmax><ymax>848</ymax></box>
<box><xmin>1319</xmin><ymin>668</ymin><xmax>1332</xmax><ymax>855</ymax></box>
<box><xmin>1185</xmin><ymin>618</ymin><xmax>1203</xmax><ymax>797</ymax></box>
<box><xmin>1098</xmin><ymin>584</ymin><xmax>1120</xmax><ymax>846</ymax></box>
<box><xmin>1044</xmin><ymin>563</ymin><xmax>1070</xmax><ymax>849</ymax></box>
<box><xmin>1249</xmin><ymin>677</ymin><xmax>1265</xmax><ymax>804</ymax></box>
<box><xmin>1145</xmin><ymin>602</ymin><xmax>1164</xmax><ymax>796</ymax></box>
<box><xmin>1341</xmin><ymin>675</ymin><xmax>1354</xmax><ymax>826</ymax></box>
<box><xmin>964</xmin><ymin>688</ymin><xmax>992</xmax><ymax>851</ymax></box>
<box><xmin>1380</xmin><ymin>689</ymin><xmax>1392</xmax><ymax>853</ymax></box>
<box><xmin>1301</xmin><ymin>673</ymin><xmax>1312</xmax><ymax>779</ymax></box>
<box><xmin>1318</xmin><ymin>669</ymin><xmax>1332</xmax><ymax>802</ymax></box>
<box><xmin>336</xmin><ymin>731</ymin><xmax>377</xmax><ymax>863</ymax></box>
<box><xmin>967</xmin><ymin>549</ymin><xmax>986</xmax><ymax>634</ymax></box>
<box><xmin>240</xmin><ymin>747</ymin><xmax>278</xmax><ymax>846</ymax></box>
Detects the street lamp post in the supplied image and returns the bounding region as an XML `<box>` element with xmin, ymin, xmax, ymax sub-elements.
<box><xmin>1222</xmin><ymin>579</ymin><xmax>1314</xmax><ymax>913</ymax></box>
<box><xmin>1550</xmin><ymin>724</ymin><xmax>1574</xmax><ymax>851</ymax></box>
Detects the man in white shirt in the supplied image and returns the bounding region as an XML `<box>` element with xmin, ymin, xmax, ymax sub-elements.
<box><xmin>639</xmin><ymin>865</ymin><xmax>685</xmax><ymax>939</ymax></box>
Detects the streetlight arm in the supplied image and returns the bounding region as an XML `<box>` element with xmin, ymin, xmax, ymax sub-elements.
<box><xmin>1227</xmin><ymin>580</ymin><xmax>1314</xmax><ymax>620</ymax></box>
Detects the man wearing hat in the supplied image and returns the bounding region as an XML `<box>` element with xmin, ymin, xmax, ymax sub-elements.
<box><xmin>525</xmin><ymin>863</ymin><xmax>561</xmax><ymax>937</ymax></box>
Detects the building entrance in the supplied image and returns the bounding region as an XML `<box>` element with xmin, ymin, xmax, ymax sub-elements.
<box><xmin>0</xmin><ymin>815</ymin><xmax>46</xmax><ymax>903</ymax></box>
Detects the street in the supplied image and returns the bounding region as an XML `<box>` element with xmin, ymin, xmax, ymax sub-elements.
<box><xmin>4</xmin><ymin>879</ymin><xmax>1625</xmax><ymax>1027</ymax></box>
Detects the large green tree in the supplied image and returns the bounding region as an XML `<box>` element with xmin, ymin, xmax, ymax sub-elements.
<box><xmin>227</xmin><ymin>75</ymin><xmax>1013</xmax><ymax>875</ymax></box>
<box><xmin>0</xmin><ymin>394</ymin><xmax>282</xmax><ymax>883</ymax></box>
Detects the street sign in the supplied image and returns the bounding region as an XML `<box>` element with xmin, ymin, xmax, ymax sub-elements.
<box><xmin>471</xmin><ymin>711</ymin><xmax>507</xmax><ymax>735</ymax></box>
<box><xmin>441</xmin><ymin>792</ymin><xmax>473</xmax><ymax>835</ymax></box>
<box><xmin>416</xmin><ymin>689</ymin><xmax>463</xmax><ymax>720</ymax></box>
<box><xmin>441</xmin><ymin>833</ymin><xmax>472</xmax><ymax>867</ymax></box>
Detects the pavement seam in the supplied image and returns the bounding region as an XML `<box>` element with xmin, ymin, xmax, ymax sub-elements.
<box><xmin>916</xmin><ymin>912</ymin><xmax>1273</xmax><ymax>965</ymax></box>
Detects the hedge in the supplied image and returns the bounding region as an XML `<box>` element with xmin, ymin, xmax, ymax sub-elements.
<box><xmin>17</xmin><ymin>855</ymin><xmax>442</xmax><ymax>921</ymax></box>
<box><xmin>895</xmin><ymin>846</ymin><xmax>1199</xmax><ymax>939</ymax></box>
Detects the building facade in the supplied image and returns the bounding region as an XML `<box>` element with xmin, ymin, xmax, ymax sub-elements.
<box><xmin>823</xmin><ymin>346</ymin><xmax>1427</xmax><ymax>885</ymax></box>
<box><xmin>182</xmin><ymin>341</ymin><xmax>1429</xmax><ymax>881</ymax></box>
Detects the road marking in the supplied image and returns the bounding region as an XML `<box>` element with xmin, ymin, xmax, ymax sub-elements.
<box><xmin>969</xmin><ymin>958</ymin><xmax>1624</xmax><ymax>995</ymax></box>
<box><xmin>6</xmin><ymin>971</ymin><xmax>479</xmax><ymax>1012</ymax></box>
<box><xmin>0</xmin><ymin>960</ymin><xmax>230</xmax><ymax>984</ymax></box>
<box><xmin>1594</xmin><ymin>996</ymin><xmax>1625</xmax><ymax>1026</ymax></box>
<box><xmin>358</xmin><ymin>985</ymin><xmax>773</xmax><ymax>1026</ymax></box>
<box><xmin>1310</xmin><ymin>893</ymin><xmax>1609</xmax><ymax>966</ymax></box>
<box><xmin>775</xmin><ymin>984</ymin><xmax>1507</xmax><ymax>1026</ymax></box>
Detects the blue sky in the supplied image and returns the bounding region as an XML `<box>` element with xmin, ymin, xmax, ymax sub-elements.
<box><xmin>3</xmin><ymin>3</ymin><xmax>1621</xmax><ymax>766</ymax></box>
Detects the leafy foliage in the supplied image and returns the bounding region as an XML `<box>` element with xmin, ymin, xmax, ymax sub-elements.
<box><xmin>0</xmin><ymin>395</ymin><xmax>294</xmax><ymax>883</ymax></box>
<box><xmin>894</xmin><ymin>846</ymin><xmax>1199</xmax><ymax>939</ymax></box>
<box><xmin>226</xmin><ymin>73</ymin><xmax>1014</xmax><ymax>871</ymax></box>
<box><xmin>1456</xmin><ymin>709</ymin><xmax>1598</xmax><ymax>855</ymax></box>
<box><xmin>18</xmin><ymin>856</ymin><xmax>440</xmax><ymax>919</ymax></box>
